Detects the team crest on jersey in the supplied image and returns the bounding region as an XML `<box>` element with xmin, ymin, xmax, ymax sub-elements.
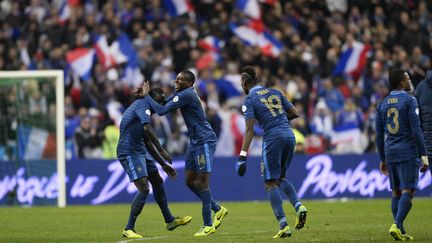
<box><xmin>415</xmin><ymin>108</ymin><xmax>419</xmax><ymax>115</ymax></box>
<box><xmin>173</xmin><ymin>96</ymin><xmax>179</xmax><ymax>103</ymax></box>
<box><xmin>242</xmin><ymin>105</ymin><xmax>247</xmax><ymax>113</ymax></box>
<box><xmin>145</xmin><ymin>109</ymin><xmax>151</xmax><ymax>115</ymax></box>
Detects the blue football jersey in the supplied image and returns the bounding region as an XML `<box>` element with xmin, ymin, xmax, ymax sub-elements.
<box><xmin>147</xmin><ymin>87</ymin><xmax>217</xmax><ymax>145</ymax></box>
<box><xmin>376</xmin><ymin>90</ymin><xmax>427</xmax><ymax>163</ymax></box>
<box><xmin>242</xmin><ymin>86</ymin><xmax>295</xmax><ymax>141</ymax></box>
<box><xmin>117</xmin><ymin>97</ymin><xmax>152</xmax><ymax>156</ymax></box>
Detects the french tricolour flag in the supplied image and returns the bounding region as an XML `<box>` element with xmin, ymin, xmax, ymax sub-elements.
<box><xmin>66</xmin><ymin>48</ymin><xmax>95</xmax><ymax>81</ymax></box>
<box><xmin>198</xmin><ymin>36</ymin><xmax>224</xmax><ymax>52</ymax></box>
<box><xmin>333</xmin><ymin>41</ymin><xmax>370</xmax><ymax>80</ymax></box>
<box><xmin>236</xmin><ymin>0</ymin><xmax>261</xmax><ymax>19</ymax></box>
<box><xmin>229</xmin><ymin>21</ymin><xmax>283</xmax><ymax>57</ymax></box>
<box><xmin>116</xmin><ymin>34</ymin><xmax>144</xmax><ymax>86</ymax></box>
<box><xmin>94</xmin><ymin>35</ymin><xmax>128</xmax><ymax>69</ymax></box>
<box><xmin>58</xmin><ymin>0</ymin><xmax>70</xmax><ymax>24</ymax></box>
<box><xmin>163</xmin><ymin>0</ymin><xmax>193</xmax><ymax>17</ymax></box>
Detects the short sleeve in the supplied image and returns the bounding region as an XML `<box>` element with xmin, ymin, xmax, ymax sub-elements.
<box><xmin>242</xmin><ymin>96</ymin><xmax>255</xmax><ymax>120</ymax></box>
<box><xmin>281</xmin><ymin>94</ymin><xmax>294</xmax><ymax>111</ymax></box>
<box><xmin>134</xmin><ymin>99</ymin><xmax>151</xmax><ymax>125</ymax></box>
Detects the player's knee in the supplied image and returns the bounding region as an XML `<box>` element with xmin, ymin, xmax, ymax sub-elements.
<box><xmin>135</xmin><ymin>178</ymin><xmax>150</xmax><ymax>194</ymax></box>
<box><xmin>264</xmin><ymin>180</ymin><xmax>279</xmax><ymax>191</ymax></box>
<box><xmin>402</xmin><ymin>189</ymin><xmax>415</xmax><ymax>197</ymax></box>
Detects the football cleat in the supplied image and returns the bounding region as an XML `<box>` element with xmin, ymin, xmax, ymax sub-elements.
<box><xmin>389</xmin><ymin>224</ymin><xmax>403</xmax><ymax>241</ymax></box>
<box><xmin>193</xmin><ymin>225</ymin><xmax>216</xmax><ymax>237</ymax></box>
<box><xmin>273</xmin><ymin>225</ymin><xmax>292</xmax><ymax>239</ymax></box>
<box><xmin>166</xmin><ymin>216</ymin><xmax>192</xmax><ymax>231</ymax></box>
<box><xmin>121</xmin><ymin>229</ymin><xmax>143</xmax><ymax>239</ymax></box>
<box><xmin>402</xmin><ymin>233</ymin><xmax>414</xmax><ymax>241</ymax></box>
<box><xmin>295</xmin><ymin>205</ymin><xmax>308</xmax><ymax>230</ymax></box>
<box><xmin>213</xmin><ymin>206</ymin><xmax>228</xmax><ymax>228</ymax></box>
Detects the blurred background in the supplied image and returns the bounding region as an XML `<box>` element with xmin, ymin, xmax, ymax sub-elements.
<box><xmin>1</xmin><ymin>0</ymin><xmax>432</xmax><ymax>160</ymax></box>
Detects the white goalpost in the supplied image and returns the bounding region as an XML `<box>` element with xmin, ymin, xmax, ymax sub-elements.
<box><xmin>0</xmin><ymin>70</ymin><xmax>66</xmax><ymax>207</ymax></box>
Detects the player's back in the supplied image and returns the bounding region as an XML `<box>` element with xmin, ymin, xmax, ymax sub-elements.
<box><xmin>378</xmin><ymin>91</ymin><xmax>419</xmax><ymax>162</ymax></box>
<box><xmin>177</xmin><ymin>87</ymin><xmax>217</xmax><ymax>145</ymax></box>
<box><xmin>117</xmin><ymin>98</ymin><xmax>150</xmax><ymax>156</ymax></box>
<box><xmin>245</xmin><ymin>86</ymin><xmax>294</xmax><ymax>140</ymax></box>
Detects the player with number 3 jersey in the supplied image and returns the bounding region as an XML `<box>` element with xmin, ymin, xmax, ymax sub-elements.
<box><xmin>376</xmin><ymin>69</ymin><xmax>429</xmax><ymax>241</ymax></box>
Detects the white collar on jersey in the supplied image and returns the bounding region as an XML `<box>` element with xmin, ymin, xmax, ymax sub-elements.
<box><xmin>249</xmin><ymin>85</ymin><xmax>263</xmax><ymax>93</ymax></box>
<box><xmin>390</xmin><ymin>90</ymin><xmax>407</xmax><ymax>95</ymax></box>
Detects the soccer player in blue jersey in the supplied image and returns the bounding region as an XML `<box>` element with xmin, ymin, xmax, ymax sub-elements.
<box><xmin>376</xmin><ymin>69</ymin><xmax>429</xmax><ymax>241</ymax></box>
<box><xmin>235</xmin><ymin>66</ymin><xmax>307</xmax><ymax>238</ymax></box>
<box><xmin>117</xmin><ymin>86</ymin><xmax>192</xmax><ymax>239</ymax></box>
<box><xmin>142</xmin><ymin>71</ymin><xmax>228</xmax><ymax>237</ymax></box>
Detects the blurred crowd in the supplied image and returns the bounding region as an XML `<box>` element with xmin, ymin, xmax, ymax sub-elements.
<box><xmin>0</xmin><ymin>0</ymin><xmax>431</xmax><ymax>159</ymax></box>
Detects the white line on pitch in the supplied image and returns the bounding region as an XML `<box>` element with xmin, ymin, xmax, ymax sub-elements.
<box><xmin>116</xmin><ymin>235</ymin><xmax>168</xmax><ymax>243</ymax></box>
<box><xmin>219</xmin><ymin>230</ymin><xmax>269</xmax><ymax>235</ymax></box>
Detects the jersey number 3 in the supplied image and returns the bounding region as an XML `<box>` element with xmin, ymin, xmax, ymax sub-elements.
<box><xmin>260</xmin><ymin>95</ymin><xmax>283</xmax><ymax>117</ymax></box>
<box><xmin>387</xmin><ymin>107</ymin><xmax>399</xmax><ymax>134</ymax></box>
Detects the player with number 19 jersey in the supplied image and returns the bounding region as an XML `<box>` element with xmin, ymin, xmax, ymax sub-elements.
<box><xmin>376</xmin><ymin>90</ymin><xmax>426</xmax><ymax>164</ymax></box>
<box><xmin>243</xmin><ymin>86</ymin><xmax>295</xmax><ymax>141</ymax></box>
<box><xmin>242</xmin><ymin>85</ymin><xmax>296</xmax><ymax>181</ymax></box>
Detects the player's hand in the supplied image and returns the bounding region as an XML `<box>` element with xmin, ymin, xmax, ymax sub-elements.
<box><xmin>420</xmin><ymin>156</ymin><xmax>429</xmax><ymax>173</ymax></box>
<box><xmin>162</xmin><ymin>163</ymin><xmax>177</xmax><ymax>179</ymax></box>
<box><xmin>142</xmin><ymin>80</ymin><xmax>150</xmax><ymax>96</ymax></box>
<box><xmin>379</xmin><ymin>161</ymin><xmax>388</xmax><ymax>176</ymax></box>
<box><xmin>160</xmin><ymin>150</ymin><xmax>172</xmax><ymax>164</ymax></box>
<box><xmin>236</xmin><ymin>155</ymin><xmax>247</xmax><ymax>176</ymax></box>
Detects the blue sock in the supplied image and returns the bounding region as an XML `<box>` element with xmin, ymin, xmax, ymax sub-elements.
<box><xmin>280</xmin><ymin>179</ymin><xmax>302</xmax><ymax>211</ymax></box>
<box><xmin>391</xmin><ymin>197</ymin><xmax>400</xmax><ymax>220</ymax></box>
<box><xmin>153</xmin><ymin>184</ymin><xmax>175</xmax><ymax>223</ymax></box>
<box><xmin>392</xmin><ymin>197</ymin><xmax>405</xmax><ymax>234</ymax></box>
<box><xmin>200</xmin><ymin>190</ymin><xmax>213</xmax><ymax>226</ymax></box>
<box><xmin>395</xmin><ymin>193</ymin><xmax>412</xmax><ymax>233</ymax></box>
<box><xmin>267</xmin><ymin>187</ymin><xmax>287</xmax><ymax>229</ymax></box>
<box><xmin>125</xmin><ymin>191</ymin><xmax>148</xmax><ymax>230</ymax></box>
<box><xmin>187</xmin><ymin>184</ymin><xmax>221</xmax><ymax>212</ymax></box>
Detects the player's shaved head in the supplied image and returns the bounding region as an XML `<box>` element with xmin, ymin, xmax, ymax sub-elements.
<box><xmin>181</xmin><ymin>70</ymin><xmax>195</xmax><ymax>85</ymax></box>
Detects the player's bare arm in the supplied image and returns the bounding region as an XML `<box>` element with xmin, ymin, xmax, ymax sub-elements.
<box><xmin>143</xmin><ymin>124</ymin><xmax>172</xmax><ymax>163</ymax></box>
<box><xmin>286</xmin><ymin>106</ymin><xmax>300</xmax><ymax>121</ymax></box>
<box><xmin>143</xmin><ymin>134</ymin><xmax>177</xmax><ymax>179</ymax></box>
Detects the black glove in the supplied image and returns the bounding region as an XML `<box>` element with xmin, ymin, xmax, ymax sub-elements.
<box><xmin>235</xmin><ymin>155</ymin><xmax>247</xmax><ymax>176</ymax></box>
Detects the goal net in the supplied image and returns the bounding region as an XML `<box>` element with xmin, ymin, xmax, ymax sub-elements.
<box><xmin>0</xmin><ymin>71</ymin><xmax>65</xmax><ymax>207</ymax></box>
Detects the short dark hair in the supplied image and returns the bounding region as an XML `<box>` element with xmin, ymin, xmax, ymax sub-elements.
<box><xmin>149</xmin><ymin>87</ymin><xmax>163</xmax><ymax>99</ymax></box>
<box><xmin>241</xmin><ymin>66</ymin><xmax>258</xmax><ymax>85</ymax></box>
<box><xmin>181</xmin><ymin>70</ymin><xmax>195</xmax><ymax>85</ymax></box>
<box><xmin>389</xmin><ymin>69</ymin><xmax>406</xmax><ymax>90</ymax></box>
<box><xmin>149</xmin><ymin>87</ymin><xmax>165</xmax><ymax>104</ymax></box>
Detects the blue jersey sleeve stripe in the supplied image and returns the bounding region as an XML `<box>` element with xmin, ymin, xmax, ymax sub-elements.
<box><xmin>204</xmin><ymin>143</ymin><xmax>211</xmax><ymax>171</ymax></box>
<box><xmin>262</xmin><ymin>142</ymin><xmax>270</xmax><ymax>180</ymax></box>
<box><xmin>126</xmin><ymin>156</ymin><xmax>138</xmax><ymax>181</ymax></box>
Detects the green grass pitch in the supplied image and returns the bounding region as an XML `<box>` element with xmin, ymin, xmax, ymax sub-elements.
<box><xmin>1</xmin><ymin>198</ymin><xmax>431</xmax><ymax>242</ymax></box>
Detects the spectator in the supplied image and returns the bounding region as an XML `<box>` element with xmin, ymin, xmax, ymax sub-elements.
<box><xmin>74</xmin><ymin>115</ymin><xmax>103</xmax><ymax>159</ymax></box>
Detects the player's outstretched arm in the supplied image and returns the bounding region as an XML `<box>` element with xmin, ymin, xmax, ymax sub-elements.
<box><xmin>143</xmin><ymin>135</ymin><xmax>177</xmax><ymax>179</ymax></box>
<box><xmin>143</xmin><ymin>124</ymin><xmax>172</xmax><ymax>164</ymax></box>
